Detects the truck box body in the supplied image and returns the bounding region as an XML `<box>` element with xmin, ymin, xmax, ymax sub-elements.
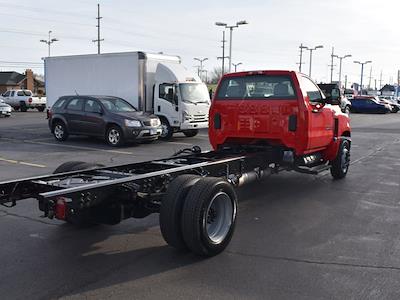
<box><xmin>45</xmin><ymin>52</ymin><xmax>178</xmax><ymax>111</ymax></box>
<box><xmin>45</xmin><ymin>52</ymin><xmax>210</xmax><ymax>134</ymax></box>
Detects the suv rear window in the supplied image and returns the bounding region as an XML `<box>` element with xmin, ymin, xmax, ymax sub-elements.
<box><xmin>216</xmin><ymin>75</ymin><xmax>296</xmax><ymax>100</ymax></box>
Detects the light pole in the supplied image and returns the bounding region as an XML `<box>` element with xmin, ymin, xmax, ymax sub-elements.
<box><xmin>194</xmin><ymin>57</ymin><xmax>208</xmax><ymax>81</ymax></box>
<box><xmin>306</xmin><ymin>45</ymin><xmax>323</xmax><ymax>77</ymax></box>
<box><xmin>216</xmin><ymin>20</ymin><xmax>248</xmax><ymax>73</ymax></box>
<box><xmin>232</xmin><ymin>62</ymin><xmax>242</xmax><ymax>72</ymax></box>
<box><xmin>354</xmin><ymin>60</ymin><xmax>372</xmax><ymax>95</ymax></box>
<box><xmin>40</xmin><ymin>30</ymin><xmax>59</xmax><ymax>57</ymax></box>
<box><xmin>333</xmin><ymin>54</ymin><xmax>351</xmax><ymax>88</ymax></box>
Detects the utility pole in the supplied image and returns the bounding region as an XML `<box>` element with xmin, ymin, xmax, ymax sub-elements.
<box><xmin>379</xmin><ymin>71</ymin><xmax>383</xmax><ymax>89</ymax></box>
<box><xmin>217</xmin><ymin>31</ymin><xmax>229</xmax><ymax>75</ymax></box>
<box><xmin>92</xmin><ymin>3</ymin><xmax>104</xmax><ymax>54</ymax></box>
<box><xmin>344</xmin><ymin>75</ymin><xmax>348</xmax><ymax>89</ymax></box>
<box><xmin>297</xmin><ymin>44</ymin><xmax>307</xmax><ymax>73</ymax></box>
<box><xmin>329</xmin><ymin>47</ymin><xmax>335</xmax><ymax>83</ymax></box>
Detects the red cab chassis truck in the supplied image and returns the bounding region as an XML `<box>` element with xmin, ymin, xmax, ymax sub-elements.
<box><xmin>0</xmin><ymin>71</ymin><xmax>351</xmax><ymax>257</ymax></box>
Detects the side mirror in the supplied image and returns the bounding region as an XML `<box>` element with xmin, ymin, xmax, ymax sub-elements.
<box><xmin>311</xmin><ymin>102</ymin><xmax>326</xmax><ymax>113</ymax></box>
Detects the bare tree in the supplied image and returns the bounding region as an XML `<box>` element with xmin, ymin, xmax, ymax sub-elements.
<box><xmin>210</xmin><ymin>67</ymin><xmax>224</xmax><ymax>84</ymax></box>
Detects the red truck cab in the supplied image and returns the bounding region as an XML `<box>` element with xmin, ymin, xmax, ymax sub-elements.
<box><xmin>209</xmin><ymin>70</ymin><xmax>351</xmax><ymax>178</ymax></box>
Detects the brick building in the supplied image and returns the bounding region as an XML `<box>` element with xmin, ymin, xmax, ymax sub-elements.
<box><xmin>0</xmin><ymin>69</ymin><xmax>45</xmax><ymax>95</ymax></box>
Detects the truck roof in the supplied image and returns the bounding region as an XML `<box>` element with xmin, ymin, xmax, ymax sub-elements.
<box><xmin>222</xmin><ymin>70</ymin><xmax>300</xmax><ymax>78</ymax></box>
<box><xmin>44</xmin><ymin>51</ymin><xmax>181</xmax><ymax>63</ymax></box>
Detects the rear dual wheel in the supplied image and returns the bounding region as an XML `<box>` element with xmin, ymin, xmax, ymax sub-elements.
<box><xmin>160</xmin><ymin>176</ymin><xmax>237</xmax><ymax>257</ymax></box>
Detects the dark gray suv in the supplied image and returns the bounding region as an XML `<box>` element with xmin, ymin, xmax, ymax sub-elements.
<box><xmin>48</xmin><ymin>95</ymin><xmax>161</xmax><ymax>146</ymax></box>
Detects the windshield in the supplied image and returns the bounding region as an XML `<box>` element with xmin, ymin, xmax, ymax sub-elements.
<box><xmin>99</xmin><ymin>98</ymin><xmax>137</xmax><ymax>112</ymax></box>
<box><xmin>179</xmin><ymin>83</ymin><xmax>210</xmax><ymax>104</ymax></box>
<box><xmin>216</xmin><ymin>75</ymin><xmax>296</xmax><ymax>100</ymax></box>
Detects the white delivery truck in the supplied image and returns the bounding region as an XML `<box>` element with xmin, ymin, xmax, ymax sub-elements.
<box><xmin>45</xmin><ymin>52</ymin><xmax>210</xmax><ymax>139</ymax></box>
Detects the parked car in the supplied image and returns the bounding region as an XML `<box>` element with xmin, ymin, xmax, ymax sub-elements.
<box><xmin>317</xmin><ymin>83</ymin><xmax>351</xmax><ymax>114</ymax></box>
<box><xmin>48</xmin><ymin>95</ymin><xmax>162</xmax><ymax>146</ymax></box>
<box><xmin>350</xmin><ymin>96</ymin><xmax>391</xmax><ymax>113</ymax></box>
<box><xmin>379</xmin><ymin>96</ymin><xmax>400</xmax><ymax>113</ymax></box>
<box><xmin>344</xmin><ymin>89</ymin><xmax>355</xmax><ymax>99</ymax></box>
<box><xmin>0</xmin><ymin>89</ymin><xmax>46</xmax><ymax>112</ymax></box>
<box><xmin>0</xmin><ymin>98</ymin><xmax>12</xmax><ymax>117</ymax></box>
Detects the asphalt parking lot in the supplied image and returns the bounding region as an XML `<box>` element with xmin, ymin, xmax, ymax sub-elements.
<box><xmin>1</xmin><ymin>111</ymin><xmax>400</xmax><ymax>299</ymax></box>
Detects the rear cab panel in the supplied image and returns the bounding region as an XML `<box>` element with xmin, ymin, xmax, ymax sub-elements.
<box><xmin>209</xmin><ymin>70</ymin><xmax>350</xmax><ymax>161</ymax></box>
<box><xmin>209</xmin><ymin>71</ymin><xmax>303</xmax><ymax>151</ymax></box>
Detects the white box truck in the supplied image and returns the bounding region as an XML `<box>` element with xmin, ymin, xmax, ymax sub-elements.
<box><xmin>45</xmin><ymin>52</ymin><xmax>210</xmax><ymax>139</ymax></box>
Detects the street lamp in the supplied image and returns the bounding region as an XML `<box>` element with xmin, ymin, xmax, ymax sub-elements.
<box><xmin>232</xmin><ymin>62</ymin><xmax>242</xmax><ymax>72</ymax></box>
<box><xmin>306</xmin><ymin>45</ymin><xmax>323</xmax><ymax>77</ymax></box>
<box><xmin>215</xmin><ymin>20</ymin><xmax>248</xmax><ymax>73</ymax></box>
<box><xmin>40</xmin><ymin>30</ymin><xmax>59</xmax><ymax>57</ymax></box>
<box><xmin>333</xmin><ymin>54</ymin><xmax>352</xmax><ymax>88</ymax></box>
<box><xmin>194</xmin><ymin>57</ymin><xmax>208</xmax><ymax>81</ymax></box>
<box><xmin>354</xmin><ymin>60</ymin><xmax>372</xmax><ymax>95</ymax></box>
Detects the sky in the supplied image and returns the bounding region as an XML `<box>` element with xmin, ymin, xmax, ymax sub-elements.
<box><xmin>0</xmin><ymin>0</ymin><xmax>399</xmax><ymax>87</ymax></box>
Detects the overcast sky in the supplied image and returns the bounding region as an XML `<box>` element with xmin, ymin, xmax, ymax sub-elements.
<box><xmin>0</xmin><ymin>0</ymin><xmax>399</xmax><ymax>87</ymax></box>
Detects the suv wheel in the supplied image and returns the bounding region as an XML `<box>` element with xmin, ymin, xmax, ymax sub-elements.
<box><xmin>53</xmin><ymin>122</ymin><xmax>68</xmax><ymax>141</ymax></box>
<box><xmin>106</xmin><ymin>125</ymin><xmax>124</xmax><ymax>147</ymax></box>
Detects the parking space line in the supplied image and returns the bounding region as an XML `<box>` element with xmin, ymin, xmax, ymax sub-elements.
<box><xmin>18</xmin><ymin>162</ymin><xmax>47</xmax><ymax>168</ymax></box>
<box><xmin>0</xmin><ymin>157</ymin><xmax>46</xmax><ymax>168</ymax></box>
<box><xmin>1</xmin><ymin>138</ymin><xmax>136</xmax><ymax>156</ymax></box>
<box><xmin>168</xmin><ymin>142</ymin><xmax>194</xmax><ymax>146</ymax></box>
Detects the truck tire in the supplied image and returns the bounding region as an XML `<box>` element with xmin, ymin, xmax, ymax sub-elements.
<box><xmin>53</xmin><ymin>121</ymin><xmax>69</xmax><ymax>141</ymax></box>
<box><xmin>20</xmin><ymin>101</ymin><xmax>27</xmax><ymax>112</ymax></box>
<box><xmin>53</xmin><ymin>161</ymin><xmax>104</xmax><ymax>226</ymax></box>
<box><xmin>181</xmin><ymin>177</ymin><xmax>237</xmax><ymax>256</ymax></box>
<box><xmin>183</xmin><ymin>129</ymin><xmax>199</xmax><ymax>138</ymax></box>
<box><xmin>160</xmin><ymin>174</ymin><xmax>201</xmax><ymax>251</ymax></box>
<box><xmin>37</xmin><ymin>106</ymin><xmax>45</xmax><ymax>112</ymax></box>
<box><xmin>344</xmin><ymin>106</ymin><xmax>351</xmax><ymax>114</ymax></box>
<box><xmin>160</xmin><ymin>118</ymin><xmax>173</xmax><ymax>140</ymax></box>
<box><xmin>330</xmin><ymin>139</ymin><xmax>351</xmax><ymax>180</ymax></box>
<box><xmin>106</xmin><ymin>125</ymin><xmax>125</xmax><ymax>147</ymax></box>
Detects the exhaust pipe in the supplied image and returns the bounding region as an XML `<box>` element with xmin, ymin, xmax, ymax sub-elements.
<box><xmin>230</xmin><ymin>167</ymin><xmax>272</xmax><ymax>187</ymax></box>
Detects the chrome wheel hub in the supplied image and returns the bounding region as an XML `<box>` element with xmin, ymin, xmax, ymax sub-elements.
<box><xmin>205</xmin><ymin>192</ymin><xmax>233</xmax><ymax>244</ymax></box>
<box><xmin>54</xmin><ymin>125</ymin><xmax>64</xmax><ymax>139</ymax></box>
<box><xmin>108</xmin><ymin>129</ymin><xmax>120</xmax><ymax>145</ymax></box>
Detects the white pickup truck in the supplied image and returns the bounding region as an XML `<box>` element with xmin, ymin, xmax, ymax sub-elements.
<box><xmin>1</xmin><ymin>90</ymin><xmax>46</xmax><ymax>112</ymax></box>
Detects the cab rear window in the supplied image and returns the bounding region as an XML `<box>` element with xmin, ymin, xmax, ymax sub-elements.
<box><xmin>216</xmin><ymin>75</ymin><xmax>296</xmax><ymax>100</ymax></box>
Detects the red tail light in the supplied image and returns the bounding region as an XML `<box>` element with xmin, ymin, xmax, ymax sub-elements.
<box><xmin>47</xmin><ymin>108</ymin><xmax>52</xmax><ymax>119</ymax></box>
<box><xmin>55</xmin><ymin>198</ymin><xmax>67</xmax><ymax>220</ymax></box>
<box><xmin>28</xmin><ymin>97</ymin><xmax>32</xmax><ymax>103</ymax></box>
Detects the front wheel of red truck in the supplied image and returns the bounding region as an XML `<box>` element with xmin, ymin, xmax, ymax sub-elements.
<box><xmin>330</xmin><ymin>139</ymin><xmax>351</xmax><ymax>179</ymax></box>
